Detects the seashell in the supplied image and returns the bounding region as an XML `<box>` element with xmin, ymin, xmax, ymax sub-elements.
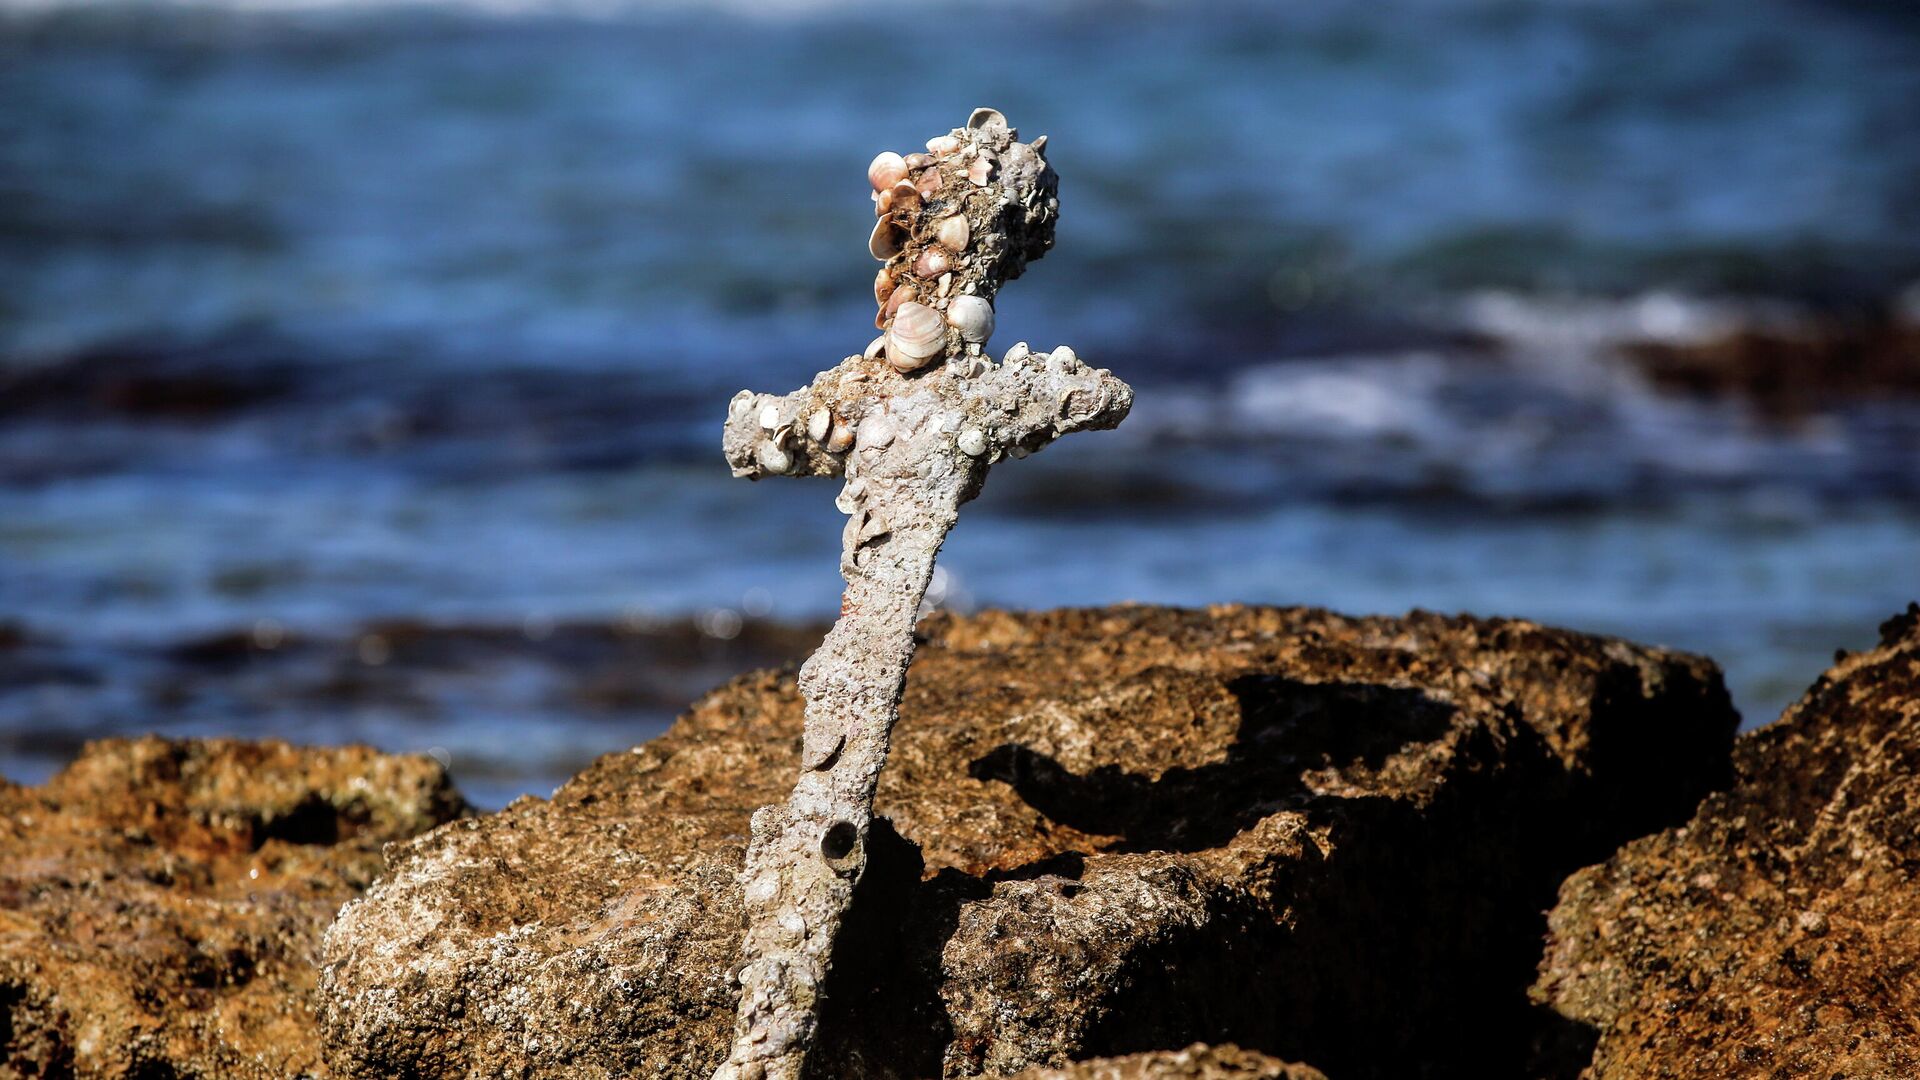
<box><xmin>889</xmin><ymin>179</ymin><xmax>920</xmax><ymax>214</ymax></box>
<box><xmin>1030</xmin><ymin>134</ymin><xmax>1048</xmax><ymax>158</ymax></box>
<box><xmin>885</xmin><ymin>301</ymin><xmax>947</xmax><ymax>372</ymax></box>
<box><xmin>935</xmin><ymin>214</ymin><xmax>970</xmax><ymax>252</ymax></box>
<box><xmin>967</xmin><ymin>107</ymin><xmax>1008</xmax><ymax>132</ymax></box>
<box><xmin>927</xmin><ymin>134</ymin><xmax>962</xmax><ymax>157</ymax></box>
<box><xmin>1048</xmin><ymin>344</ymin><xmax>1080</xmax><ymax>372</ymax></box>
<box><xmin>826</xmin><ymin>418</ymin><xmax>855</xmax><ymax>454</ymax></box>
<box><xmin>756</xmin><ymin>441</ymin><xmax>792</xmax><ymax>474</ymax></box>
<box><xmin>913</xmin><ymin>249</ymin><xmax>951</xmax><ymax>278</ymax></box>
<box><xmin>916</xmin><ymin>169</ymin><xmax>943</xmax><ymax>198</ymax></box>
<box><xmin>874</xmin><ymin>268</ymin><xmax>896</xmax><ymax>306</ymax></box>
<box><xmin>758</xmin><ymin>403</ymin><xmax>782</xmax><ymax>431</ymax></box>
<box><xmin>869</xmin><ymin>218</ymin><xmax>904</xmax><ymax>261</ymax></box>
<box><xmin>856</xmin><ymin>414</ymin><xmax>896</xmax><ymax>450</ymax></box>
<box><xmin>956</xmin><ymin>428</ymin><xmax>988</xmax><ymax>457</ymax></box>
<box><xmin>945</xmin><ymin>295</ymin><xmax>994</xmax><ymax>343</ymax></box>
<box><xmin>873</xmin><ymin>187</ymin><xmax>893</xmax><ymax>218</ymax></box>
<box><xmin>729</xmin><ymin>389</ymin><xmax>756</xmax><ymax>421</ymax></box>
<box><xmin>903</xmin><ymin>152</ymin><xmax>933</xmax><ymax>170</ymax></box>
<box><xmin>806</xmin><ymin>407</ymin><xmax>832</xmax><ymax>443</ymax></box>
<box><xmin>967</xmin><ymin>157</ymin><xmax>992</xmax><ymax>187</ymax></box>
<box><xmin>883</xmin><ymin>283</ymin><xmax>918</xmax><ymax>320</ymax></box>
<box><xmin>864</xmin><ymin>334</ymin><xmax>886</xmax><ymax>360</ymax></box>
<box><xmin>1003</xmin><ymin>341</ymin><xmax>1031</xmax><ymax>364</ymax></box>
<box><xmin>937</xmin><ymin>272</ymin><xmax>953</xmax><ymax>297</ymax></box>
<box><xmin>868</xmin><ymin>152</ymin><xmax>907</xmax><ymax>192</ymax></box>
<box><xmin>1009</xmin><ymin>443</ymin><xmax>1030</xmax><ymax>459</ymax></box>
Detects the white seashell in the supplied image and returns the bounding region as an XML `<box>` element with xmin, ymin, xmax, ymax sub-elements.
<box><xmin>1003</xmin><ymin>341</ymin><xmax>1031</xmax><ymax>364</ymax></box>
<box><xmin>889</xmin><ymin>179</ymin><xmax>920</xmax><ymax>214</ymax></box>
<box><xmin>826</xmin><ymin>418</ymin><xmax>855</xmax><ymax>454</ymax></box>
<box><xmin>869</xmin><ymin>218</ymin><xmax>904</xmax><ymax>261</ymax></box>
<box><xmin>967</xmin><ymin>107</ymin><xmax>1008</xmax><ymax>132</ymax></box>
<box><xmin>967</xmin><ymin>158</ymin><xmax>992</xmax><ymax>186</ymax></box>
<box><xmin>874</xmin><ymin>268</ymin><xmax>896</xmax><ymax>306</ymax></box>
<box><xmin>938</xmin><ymin>272</ymin><xmax>953</xmax><ymax>297</ymax></box>
<box><xmin>926</xmin><ymin>134</ymin><xmax>962</xmax><ymax>157</ymax></box>
<box><xmin>806</xmin><ymin>408</ymin><xmax>831</xmax><ymax>443</ymax></box>
<box><xmin>1030</xmin><ymin>134</ymin><xmax>1048</xmax><ymax>158</ymax></box>
<box><xmin>756</xmin><ymin>441</ymin><xmax>792</xmax><ymax>474</ymax></box>
<box><xmin>1048</xmin><ymin>345</ymin><xmax>1080</xmax><ymax>372</ymax></box>
<box><xmin>856</xmin><ymin>414</ymin><xmax>896</xmax><ymax>450</ymax></box>
<box><xmin>864</xmin><ymin>334</ymin><xmax>886</xmax><ymax>360</ymax></box>
<box><xmin>873</xmin><ymin>186</ymin><xmax>893</xmax><ymax>218</ymax></box>
<box><xmin>729</xmin><ymin>389</ymin><xmax>756</xmax><ymax>421</ymax></box>
<box><xmin>936</xmin><ymin>214</ymin><xmax>970</xmax><ymax>252</ymax></box>
<box><xmin>868</xmin><ymin>152</ymin><xmax>907</xmax><ymax>192</ymax></box>
<box><xmin>945</xmin><ymin>295</ymin><xmax>994</xmax><ymax>343</ymax></box>
<box><xmin>885</xmin><ymin>301</ymin><xmax>947</xmax><ymax>372</ymax></box>
<box><xmin>758</xmin><ymin>403</ymin><xmax>782</xmax><ymax>431</ymax></box>
<box><xmin>956</xmin><ymin>428</ymin><xmax>988</xmax><ymax>457</ymax></box>
<box><xmin>913</xmin><ymin>249</ymin><xmax>951</xmax><ymax>279</ymax></box>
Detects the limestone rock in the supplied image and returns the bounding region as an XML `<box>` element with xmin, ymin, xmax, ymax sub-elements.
<box><xmin>1007</xmin><ymin>1043</ymin><xmax>1325</xmax><ymax>1078</ymax></box>
<box><xmin>0</xmin><ymin>737</ymin><xmax>467</xmax><ymax>1078</ymax></box>
<box><xmin>320</xmin><ymin>604</ymin><xmax>1734</xmax><ymax>1079</ymax></box>
<box><xmin>1535</xmin><ymin>604</ymin><xmax>1920</xmax><ymax>1079</ymax></box>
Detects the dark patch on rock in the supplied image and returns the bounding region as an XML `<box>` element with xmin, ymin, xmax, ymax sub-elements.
<box><xmin>1534</xmin><ymin>602</ymin><xmax>1920</xmax><ymax>1079</ymax></box>
<box><xmin>319</xmin><ymin>604</ymin><xmax>1735</xmax><ymax>1078</ymax></box>
<box><xmin>0</xmin><ymin>737</ymin><xmax>467</xmax><ymax>1078</ymax></box>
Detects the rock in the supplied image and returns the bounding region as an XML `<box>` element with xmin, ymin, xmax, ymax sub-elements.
<box><xmin>1535</xmin><ymin>604</ymin><xmax>1920</xmax><ymax>1079</ymax></box>
<box><xmin>321</xmin><ymin>604</ymin><xmax>1735</xmax><ymax>1079</ymax></box>
<box><xmin>1624</xmin><ymin>309</ymin><xmax>1920</xmax><ymax>420</ymax></box>
<box><xmin>1006</xmin><ymin>1043</ymin><xmax>1325</xmax><ymax>1079</ymax></box>
<box><xmin>0</xmin><ymin>736</ymin><xmax>467</xmax><ymax>1079</ymax></box>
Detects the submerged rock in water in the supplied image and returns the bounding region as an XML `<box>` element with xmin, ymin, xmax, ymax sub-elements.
<box><xmin>0</xmin><ymin>737</ymin><xmax>467</xmax><ymax>1078</ymax></box>
<box><xmin>319</xmin><ymin>604</ymin><xmax>1735</xmax><ymax>1079</ymax></box>
<box><xmin>1535</xmin><ymin>604</ymin><xmax>1920</xmax><ymax>1079</ymax></box>
<box><xmin>1007</xmin><ymin>1043</ymin><xmax>1325</xmax><ymax>1079</ymax></box>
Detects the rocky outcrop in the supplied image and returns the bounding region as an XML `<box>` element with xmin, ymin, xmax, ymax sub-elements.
<box><xmin>1535</xmin><ymin>604</ymin><xmax>1920</xmax><ymax>1079</ymax></box>
<box><xmin>0</xmin><ymin>737</ymin><xmax>466</xmax><ymax>1078</ymax></box>
<box><xmin>1007</xmin><ymin>1044</ymin><xmax>1325</xmax><ymax>1079</ymax></box>
<box><xmin>319</xmin><ymin>604</ymin><xmax>1735</xmax><ymax>1079</ymax></box>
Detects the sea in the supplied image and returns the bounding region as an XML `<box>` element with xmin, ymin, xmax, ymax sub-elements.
<box><xmin>3</xmin><ymin>0</ymin><xmax>1917</xmax><ymax>806</ymax></box>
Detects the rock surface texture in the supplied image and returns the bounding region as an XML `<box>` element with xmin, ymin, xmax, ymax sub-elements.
<box><xmin>0</xmin><ymin>737</ymin><xmax>466</xmax><ymax>1079</ymax></box>
<box><xmin>319</xmin><ymin>604</ymin><xmax>1736</xmax><ymax>1079</ymax></box>
<box><xmin>1535</xmin><ymin>604</ymin><xmax>1920</xmax><ymax>1080</ymax></box>
<box><xmin>1006</xmin><ymin>1043</ymin><xmax>1325</xmax><ymax>1079</ymax></box>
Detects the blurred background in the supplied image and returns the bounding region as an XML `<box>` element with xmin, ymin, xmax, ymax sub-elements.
<box><xmin>2</xmin><ymin>0</ymin><xmax>1916</xmax><ymax>806</ymax></box>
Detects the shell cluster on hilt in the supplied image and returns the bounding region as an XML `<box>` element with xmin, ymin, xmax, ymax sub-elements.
<box><xmin>867</xmin><ymin>107</ymin><xmax>1059</xmax><ymax>375</ymax></box>
<box><xmin>720</xmin><ymin>108</ymin><xmax>1113</xmax><ymax>488</ymax></box>
<box><xmin>722</xmin><ymin>337</ymin><xmax>1128</xmax><ymax>489</ymax></box>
